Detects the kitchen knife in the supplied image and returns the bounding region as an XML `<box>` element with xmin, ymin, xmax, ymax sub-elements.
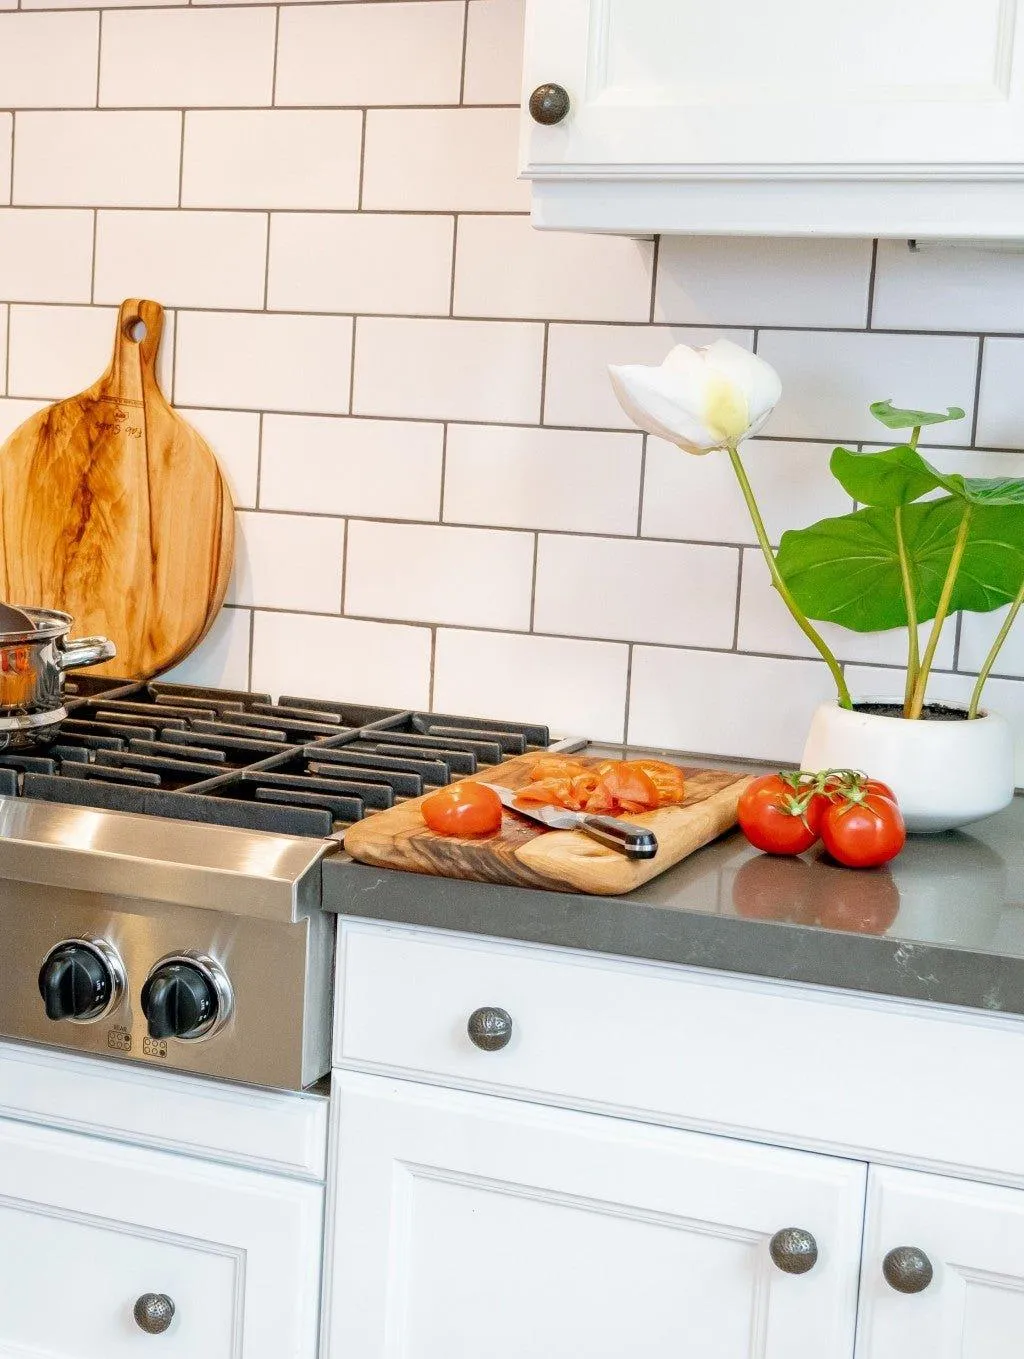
<box><xmin>482</xmin><ymin>783</ymin><xmax>659</xmax><ymax>861</ymax></box>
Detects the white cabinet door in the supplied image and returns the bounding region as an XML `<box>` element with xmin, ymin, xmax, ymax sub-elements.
<box><xmin>858</xmin><ymin>1165</ymin><xmax>1024</xmax><ymax>1358</ymax></box>
<box><xmin>324</xmin><ymin>1072</ymin><xmax>866</xmax><ymax>1359</ymax></box>
<box><xmin>0</xmin><ymin>1115</ymin><xmax>323</xmax><ymax>1358</ymax></box>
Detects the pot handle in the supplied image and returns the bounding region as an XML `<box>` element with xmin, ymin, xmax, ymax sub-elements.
<box><xmin>58</xmin><ymin>636</ymin><xmax>116</xmax><ymax>671</ymax></box>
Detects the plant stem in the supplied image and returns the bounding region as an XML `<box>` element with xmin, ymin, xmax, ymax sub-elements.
<box><xmin>909</xmin><ymin>424</ymin><xmax>921</xmax><ymax>450</ymax></box>
<box><xmin>908</xmin><ymin>504</ymin><xmax>972</xmax><ymax>719</ymax></box>
<box><xmin>894</xmin><ymin>506</ymin><xmax>920</xmax><ymax>717</ymax></box>
<box><xmin>968</xmin><ymin>579</ymin><xmax>1024</xmax><ymax>718</ymax></box>
<box><xmin>727</xmin><ymin>444</ymin><xmax>852</xmax><ymax>709</ymax></box>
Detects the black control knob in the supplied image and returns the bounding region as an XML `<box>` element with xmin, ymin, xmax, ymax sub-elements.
<box><xmin>141</xmin><ymin>961</ymin><xmax>219</xmax><ymax>1041</ymax></box>
<box><xmin>39</xmin><ymin>941</ymin><xmax>118</xmax><ymax>1022</ymax></box>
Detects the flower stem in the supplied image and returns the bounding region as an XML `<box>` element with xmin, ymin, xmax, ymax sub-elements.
<box><xmin>894</xmin><ymin>505</ymin><xmax>920</xmax><ymax>717</ymax></box>
<box><xmin>908</xmin><ymin>504</ymin><xmax>972</xmax><ymax>719</ymax></box>
<box><xmin>968</xmin><ymin>579</ymin><xmax>1024</xmax><ymax>718</ymax></box>
<box><xmin>727</xmin><ymin>444</ymin><xmax>852</xmax><ymax>709</ymax></box>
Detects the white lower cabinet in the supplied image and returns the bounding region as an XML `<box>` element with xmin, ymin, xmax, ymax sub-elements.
<box><xmin>0</xmin><ymin>1113</ymin><xmax>324</xmax><ymax>1358</ymax></box>
<box><xmin>325</xmin><ymin>1072</ymin><xmax>866</xmax><ymax>1359</ymax></box>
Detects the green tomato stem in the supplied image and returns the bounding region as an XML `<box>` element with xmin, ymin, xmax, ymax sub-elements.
<box><xmin>727</xmin><ymin>444</ymin><xmax>852</xmax><ymax>709</ymax></box>
<box><xmin>909</xmin><ymin>424</ymin><xmax>922</xmax><ymax>450</ymax></box>
<box><xmin>968</xmin><ymin>577</ymin><xmax>1024</xmax><ymax>719</ymax></box>
<box><xmin>894</xmin><ymin>506</ymin><xmax>920</xmax><ymax>718</ymax></box>
<box><xmin>908</xmin><ymin>504</ymin><xmax>973</xmax><ymax>719</ymax></box>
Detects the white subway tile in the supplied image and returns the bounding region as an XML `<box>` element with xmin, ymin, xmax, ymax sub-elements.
<box><xmin>433</xmin><ymin>629</ymin><xmax>629</xmax><ymax>742</ymax></box>
<box><xmin>872</xmin><ymin>240</ymin><xmax>1024</xmax><ymax>333</ymax></box>
<box><xmin>976</xmin><ymin>339</ymin><xmax>1024</xmax><ymax>449</ymax></box>
<box><xmin>0</xmin><ymin>210</ymin><xmax>94</xmax><ymax>303</ymax></box>
<box><xmin>8</xmin><ymin>302</ymin><xmax>175</xmax><ymax>400</ymax></box>
<box><xmin>0</xmin><ymin>13</ymin><xmax>98</xmax><ymax>107</ymax></box>
<box><xmin>24</xmin><ymin>0</ymin><xmax>178</xmax><ymax>9</ymax></box>
<box><xmin>0</xmin><ymin>315</ymin><xmax>8</xmax><ymax>395</ymax></box>
<box><xmin>628</xmin><ymin>647</ymin><xmax>837</xmax><ymax>761</ymax></box>
<box><xmin>94</xmin><ymin>211</ymin><xmax>268</xmax><ymax>311</ymax></box>
<box><xmin>276</xmin><ymin>2</ymin><xmax>464</xmax><ymax>107</ymax></box>
<box><xmin>182</xmin><ymin>111</ymin><xmax>361</xmax><ymax>210</ymax></box>
<box><xmin>260</xmin><ymin>414</ymin><xmax>443</xmax><ymax>520</ymax></box>
<box><xmin>656</xmin><ymin>236</ymin><xmax>872</xmax><ymax>328</ymax></box>
<box><xmin>178</xmin><ymin>408</ymin><xmax>261</xmax><ymax>510</ymax></box>
<box><xmin>345</xmin><ymin>521</ymin><xmax>535</xmax><ymax>629</ymax></box>
<box><xmin>362</xmin><ymin>108</ymin><xmax>530</xmax><ymax>212</ymax></box>
<box><xmin>463</xmin><ymin>0</ymin><xmax>525</xmax><ymax>105</ymax></box>
<box><xmin>755</xmin><ymin>330</ymin><xmax>978</xmax><ymax>445</ymax></box>
<box><xmin>0</xmin><ymin>115</ymin><xmax>10</xmax><ymax>203</ymax></box>
<box><xmin>100</xmin><ymin>9</ymin><xmax>275</xmax><ymax>108</ymax></box>
<box><xmin>535</xmin><ymin>535</ymin><xmax>738</xmax><ymax>649</ymax></box>
<box><xmin>843</xmin><ymin>665</ymin><xmax>972</xmax><ymax>711</ymax></box>
<box><xmin>0</xmin><ymin>398</ymin><xmax>46</xmax><ymax>443</ymax></box>
<box><xmin>228</xmin><ymin>510</ymin><xmax>344</xmax><ymax>612</ymax></box>
<box><xmin>175</xmin><ymin>312</ymin><xmax>353</xmax><ymax>415</ymax></box>
<box><xmin>960</xmin><ymin>606</ymin><xmax>1024</xmax><ymax>680</ymax></box>
<box><xmin>455</xmin><ymin>216</ymin><xmax>653</xmax><ymax>322</ymax></box>
<box><xmin>252</xmin><ymin>611</ymin><xmax>432</xmax><ymax>710</ymax></box>
<box><xmin>544</xmin><ymin>324</ymin><xmax>754</xmax><ymax>431</ymax></box>
<box><xmin>159</xmin><ymin>606</ymin><xmax>251</xmax><ymax>691</ymax></box>
<box><xmin>14</xmin><ymin>113</ymin><xmax>181</xmax><ymax>208</ymax></box>
<box><xmin>353</xmin><ymin>317</ymin><xmax>543</xmax><ymax>423</ymax></box>
<box><xmin>267</xmin><ymin>214</ymin><xmax>453</xmax><ymax>317</ymax></box>
<box><xmin>443</xmin><ymin>424</ymin><xmax>642</xmax><ymax>535</ymax></box>
<box><xmin>642</xmin><ymin>437</ymin><xmax>853</xmax><ymax>546</ymax></box>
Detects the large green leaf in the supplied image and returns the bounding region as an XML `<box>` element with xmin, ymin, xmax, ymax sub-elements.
<box><xmin>870</xmin><ymin>400</ymin><xmax>966</xmax><ymax>431</ymax></box>
<box><xmin>775</xmin><ymin>498</ymin><xmax>1024</xmax><ymax>631</ymax></box>
<box><xmin>831</xmin><ymin>444</ymin><xmax>1024</xmax><ymax>509</ymax></box>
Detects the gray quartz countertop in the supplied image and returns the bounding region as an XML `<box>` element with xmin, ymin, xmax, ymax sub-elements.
<box><xmin>323</xmin><ymin>751</ymin><xmax>1024</xmax><ymax>1017</ymax></box>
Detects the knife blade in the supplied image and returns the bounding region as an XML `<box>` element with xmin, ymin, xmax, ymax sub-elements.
<box><xmin>482</xmin><ymin>783</ymin><xmax>658</xmax><ymax>861</ymax></box>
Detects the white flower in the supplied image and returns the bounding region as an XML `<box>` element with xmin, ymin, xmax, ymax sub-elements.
<box><xmin>608</xmin><ymin>339</ymin><xmax>782</xmax><ymax>454</ymax></box>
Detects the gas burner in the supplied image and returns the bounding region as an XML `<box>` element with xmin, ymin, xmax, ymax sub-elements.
<box><xmin>0</xmin><ymin>705</ymin><xmax>67</xmax><ymax>748</ymax></box>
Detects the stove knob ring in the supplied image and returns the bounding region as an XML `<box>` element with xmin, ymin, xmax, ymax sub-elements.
<box><xmin>141</xmin><ymin>953</ymin><xmax>233</xmax><ymax>1043</ymax></box>
<box><xmin>38</xmin><ymin>938</ymin><xmax>126</xmax><ymax>1024</ymax></box>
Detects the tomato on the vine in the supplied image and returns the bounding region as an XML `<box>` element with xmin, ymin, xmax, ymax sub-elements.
<box><xmin>737</xmin><ymin>774</ymin><xmax>829</xmax><ymax>856</ymax></box>
<box><xmin>422</xmin><ymin>782</ymin><xmax>503</xmax><ymax>837</ymax></box>
<box><xmin>820</xmin><ymin>790</ymin><xmax>905</xmax><ymax>869</ymax></box>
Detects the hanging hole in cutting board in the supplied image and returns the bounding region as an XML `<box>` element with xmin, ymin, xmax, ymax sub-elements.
<box><xmin>125</xmin><ymin>318</ymin><xmax>147</xmax><ymax>343</ymax></box>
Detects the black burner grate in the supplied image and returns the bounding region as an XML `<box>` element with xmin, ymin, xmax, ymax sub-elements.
<box><xmin>4</xmin><ymin>680</ymin><xmax>563</xmax><ymax>838</ymax></box>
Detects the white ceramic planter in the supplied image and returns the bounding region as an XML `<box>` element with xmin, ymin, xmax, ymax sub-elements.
<box><xmin>801</xmin><ymin>699</ymin><xmax>1016</xmax><ymax>833</ymax></box>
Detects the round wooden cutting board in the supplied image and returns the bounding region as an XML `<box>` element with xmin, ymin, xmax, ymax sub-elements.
<box><xmin>0</xmin><ymin>299</ymin><xmax>234</xmax><ymax>680</ymax></box>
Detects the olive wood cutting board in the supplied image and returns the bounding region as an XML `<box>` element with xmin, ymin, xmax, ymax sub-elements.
<box><xmin>344</xmin><ymin>754</ymin><xmax>754</xmax><ymax>895</ymax></box>
<box><xmin>0</xmin><ymin>298</ymin><xmax>234</xmax><ymax>679</ymax></box>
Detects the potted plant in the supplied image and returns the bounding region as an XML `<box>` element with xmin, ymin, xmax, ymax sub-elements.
<box><xmin>609</xmin><ymin>342</ymin><xmax>1024</xmax><ymax>832</ymax></box>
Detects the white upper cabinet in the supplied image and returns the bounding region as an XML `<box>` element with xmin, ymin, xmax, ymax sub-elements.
<box><xmin>520</xmin><ymin>0</ymin><xmax>1024</xmax><ymax>236</ymax></box>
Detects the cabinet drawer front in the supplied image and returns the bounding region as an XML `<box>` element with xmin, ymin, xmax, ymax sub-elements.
<box><xmin>0</xmin><ymin>1116</ymin><xmax>323</xmax><ymax>1359</ymax></box>
<box><xmin>336</xmin><ymin>922</ymin><xmax>1024</xmax><ymax>1182</ymax></box>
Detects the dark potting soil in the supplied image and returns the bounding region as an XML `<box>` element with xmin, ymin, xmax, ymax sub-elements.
<box><xmin>854</xmin><ymin>702</ymin><xmax>967</xmax><ymax>722</ymax></box>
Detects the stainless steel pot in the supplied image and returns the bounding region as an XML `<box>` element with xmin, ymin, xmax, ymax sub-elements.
<box><xmin>0</xmin><ymin>608</ymin><xmax>115</xmax><ymax>732</ymax></box>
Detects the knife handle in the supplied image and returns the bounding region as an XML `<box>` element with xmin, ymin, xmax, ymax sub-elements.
<box><xmin>577</xmin><ymin>815</ymin><xmax>658</xmax><ymax>861</ymax></box>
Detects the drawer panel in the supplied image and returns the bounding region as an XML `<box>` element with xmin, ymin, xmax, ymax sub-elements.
<box><xmin>335</xmin><ymin>921</ymin><xmax>1024</xmax><ymax>1184</ymax></box>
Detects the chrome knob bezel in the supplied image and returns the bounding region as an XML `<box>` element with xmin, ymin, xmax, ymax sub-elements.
<box><xmin>39</xmin><ymin>937</ymin><xmax>127</xmax><ymax>1025</ymax></box>
<box><xmin>142</xmin><ymin>951</ymin><xmax>234</xmax><ymax>1042</ymax></box>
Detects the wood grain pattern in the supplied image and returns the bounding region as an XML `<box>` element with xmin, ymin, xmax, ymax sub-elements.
<box><xmin>344</xmin><ymin>756</ymin><xmax>754</xmax><ymax>895</ymax></box>
<box><xmin>0</xmin><ymin>299</ymin><xmax>234</xmax><ymax>679</ymax></box>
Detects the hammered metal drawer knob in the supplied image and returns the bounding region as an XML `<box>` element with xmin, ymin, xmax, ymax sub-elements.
<box><xmin>467</xmin><ymin>1006</ymin><xmax>513</xmax><ymax>1051</ymax></box>
<box><xmin>883</xmin><ymin>1246</ymin><xmax>934</xmax><ymax>1293</ymax></box>
<box><xmin>133</xmin><ymin>1293</ymin><xmax>175</xmax><ymax>1334</ymax></box>
<box><xmin>529</xmin><ymin>83</ymin><xmax>570</xmax><ymax>125</ymax></box>
<box><xmin>769</xmin><ymin>1227</ymin><xmax>819</xmax><ymax>1274</ymax></box>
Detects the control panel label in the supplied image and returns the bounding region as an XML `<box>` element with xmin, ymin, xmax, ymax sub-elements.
<box><xmin>142</xmin><ymin>1036</ymin><xmax>168</xmax><ymax>1059</ymax></box>
<box><xmin>107</xmin><ymin>1025</ymin><xmax>131</xmax><ymax>1053</ymax></box>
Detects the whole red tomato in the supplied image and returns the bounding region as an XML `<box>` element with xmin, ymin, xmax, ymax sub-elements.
<box><xmin>820</xmin><ymin>791</ymin><xmax>906</xmax><ymax>869</ymax></box>
<box><xmin>422</xmin><ymin>782</ymin><xmax>503</xmax><ymax>837</ymax></box>
<box><xmin>737</xmin><ymin>774</ymin><xmax>828</xmax><ymax>855</ymax></box>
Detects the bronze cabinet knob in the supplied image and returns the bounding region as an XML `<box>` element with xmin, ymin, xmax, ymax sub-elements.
<box><xmin>528</xmin><ymin>84</ymin><xmax>571</xmax><ymax>125</ymax></box>
<box><xmin>467</xmin><ymin>1006</ymin><xmax>513</xmax><ymax>1051</ymax></box>
<box><xmin>133</xmin><ymin>1294</ymin><xmax>176</xmax><ymax>1334</ymax></box>
<box><xmin>769</xmin><ymin>1227</ymin><xmax>819</xmax><ymax>1274</ymax></box>
<box><xmin>883</xmin><ymin>1246</ymin><xmax>934</xmax><ymax>1293</ymax></box>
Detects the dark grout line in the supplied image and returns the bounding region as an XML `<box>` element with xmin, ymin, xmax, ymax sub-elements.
<box><xmin>864</xmin><ymin>238</ymin><xmax>879</xmax><ymax>328</ymax></box>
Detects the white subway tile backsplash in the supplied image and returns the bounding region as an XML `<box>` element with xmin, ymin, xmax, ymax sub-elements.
<box><xmin>756</xmin><ymin>330</ymin><xmax>979</xmax><ymax>444</ymax></box>
<box><xmin>178</xmin><ymin>408</ymin><xmax>261</xmax><ymax>510</ymax></box>
<box><xmin>14</xmin><ymin>113</ymin><xmax>182</xmax><ymax>208</ymax></box>
<box><xmin>0</xmin><ymin>314</ymin><xmax>8</xmax><ymax>396</ymax></box>
<box><xmin>182</xmin><ymin>111</ymin><xmax>362</xmax><ymax>210</ymax></box>
<box><xmin>252</xmin><ymin>611</ymin><xmax>432</xmax><ymax>710</ymax></box>
<box><xmin>345</xmin><ymin>521</ymin><xmax>535</xmax><ymax>629</ymax></box>
<box><xmin>0</xmin><ymin>210</ymin><xmax>94</xmax><ymax>303</ymax></box>
<box><xmin>268</xmin><ymin>214</ymin><xmax>454</xmax><ymax>317</ymax></box>
<box><xmin>454</xmin><ymin>216</ymin><xmax>654</xmax><ymax>322</ymax></box>
<box><xmin>0</xmin><ymin>115</ymin><xmax>10</xmax><ymax>203</ymax></box>
<box><xmin>0</xmin><ymin>13</ymin><xmax>99</xmax><ymax>108</ymax></box>
<box><xmin>0</xmin><ymin>398</ymin><xmax>46</xmax><ymax>442</ymax></box>
<box><xmin>100</xmin><ymin>9</ymin><xmax>276</xmax><ymax>108</ymax></box>
<box><xmin>534</xmin><ymin>536</ymin><xmax>739</xmax><ymax>649</ymax></box>
<box><xmin>543</xmin><ymin>324</ymin><xmax>754</xmax><ymax>431</ymax></box>
<box><xmin>655</xmin><ymin>236</ymin><xmax>873</xmax><ymax>329</ymax></box>
<box><xmin>159</xmin><ymin>606</ymin><xmax>252</xmax><ymax>691</ymax></box>
<box><xmin>960</xmin><ymin>605</ymin><xmax>1024</xmax><ymax>680</ymax></box>
<box><xmin>260</xmin><ymin>414</ymin><xmax>443</xmax><ymax>520</ymax></box>
<box><xmin>94</xmin><ymin>212</ymin><xmax>268</xmax><ymax>311</ymax></box>
<box><xmin>229</xmin><ymin>510</ymin><xmax>344</xmax><ymax>612</ymax></box>
<box><xmin>175</xmin><ymin>312</ymin><xmax>353</xmax><ymax>414</ymax></box>
<box><xmin>872</xmin><ymin>240</ymin><xmax>1024</xmax><ymax>333</ymax></box>
<box><xmin>433</xmin><ymin>629</ymin><xmax>630</xmax><ymax>743</ymax></box>
<box><xmin>463</xmin><ymin>0</ymin><xmax>525</xmax><ymax>105</ymax></box>
<box><xmin>362</xmin><ymin>108</ymin><xmax>530</xmax><ymax>212</ymax></box>
<box><xmin>353</xmin><ymin>317</ymin><xmax>544</xmax><ymax>423</ymax></box>
<box><xmin>976</xmin><ymin>339</ymin><xmax>1024</xmax><ymax>449</ymax></box>
<box><xmin>8</xmin><ymin>302</ymin><xmax>174</xmax><ymax>401</ymax></box>
<box><xmin>276</xmin><ymin>2</ymin><xmax>464</xmax><ymax>107</ymax></box>
<box><xmin>628</xmin><ymin>647</ymin><xmax>837</xmax><ymax>761</ymax></box>
<box><xmin>443</xmin><ymin>424</ymin><xmax>643</xmax><ymax>535</ymax></box>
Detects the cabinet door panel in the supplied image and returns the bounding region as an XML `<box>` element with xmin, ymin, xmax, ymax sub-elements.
<box><xmin>324</xmin><ymin>1072</ymin><xmax>866</xmax><ymax>1359</ymax></box>
<box><xmin>858</xmin><ymin>1166</ymin><xmax>1024</xmax><ymax>1358</ymax></box>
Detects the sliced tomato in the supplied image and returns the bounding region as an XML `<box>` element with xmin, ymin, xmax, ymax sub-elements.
<box><xmin>421</xmin><ymin>782</ymin><xmax>503</xmax><ymax>837</ymax></box>
<box><xmin>527</xmin><ymin>756</ymin><xmax>592</xmax><ymax>781</ymax></box>
<box><xmin>632</xmin><ymin>759</ymin><xmax>687</xmax><ymax>807</ymax></box>
<box><xmin>514</xmin><ymin>778</ymin><xmax>574</xmax><ymax>809</ymax></box>
<box><xmin>589</xmin><ymin>761</ymin><xmax>658</xmax><ymax>813</ymax></box>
